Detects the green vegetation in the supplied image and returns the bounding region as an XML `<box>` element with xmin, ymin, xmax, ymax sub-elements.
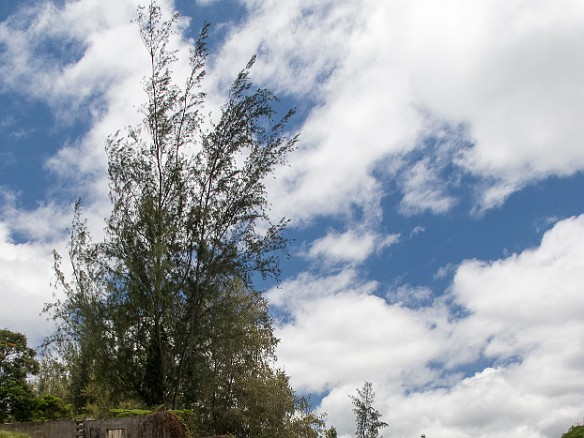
<box><xmin>562</xmin><ymin>425</ymin><xmax>584</xmax><ymax>438</ymax></box>
<box><xmin>0</xmin><ymin>329</ymin><xmax>72</xmax><ymax>423</ymax></box>
<box><xmin>0</xmin><ymin>330</ymin><xmax>38</xmax><ymax>423</ymax></box>
<box><xmin>110</xmin><ymin>408</ymin><xmax>154</xmax><ymax>417</ymax></box>
<box><xmin>34</xmin><ymin>394</ymin><xmax>72</xmax><ymax>421</ymax></box>
<box><xmin>0</xmin><ymin>431</ymin><xmax>32</xmax><ymax>438</ymax></box>
<box><xmin>38</xmin><ymin>1</ymin><xmax>327</xmax><ymax>436</ymax></box>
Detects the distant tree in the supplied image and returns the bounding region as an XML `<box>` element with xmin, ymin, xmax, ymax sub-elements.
<box><xmin>562</xmin><ymin>425</ymin><xmax>584</xmax><ymax>438</ymax></box>
<box><xmin>0</xmin><ymin>329</ymin><xmax>39</xmax><ymax>422</ymax></box>
<box><xmin>350</xmin><ymin>381</ymin><xmax>388</xmax><ymax>438</ymax></box>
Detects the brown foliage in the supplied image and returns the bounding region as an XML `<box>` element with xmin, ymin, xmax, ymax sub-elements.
<box><xmin>138</xmin><ymin>411</ymin><xmax>188</xmax><ymax>438</ymax></box>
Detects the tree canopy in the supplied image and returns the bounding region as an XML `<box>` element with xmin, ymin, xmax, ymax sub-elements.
<box><xmin>0</xmin><ymin>329</ymin><xmax>39</xmax><ymax>423</ymax></box>
<box><xmin>1</xmin><ymin>330</ymin><xmax>72</xmax><ymax>423</ymax></box>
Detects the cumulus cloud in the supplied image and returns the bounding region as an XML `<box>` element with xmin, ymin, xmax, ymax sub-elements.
<box><xmin>2</xmin><ymin>1</ymin><xmax>584</xmax><ymax>437</ymax></box>
<box><xmin>266</xmin><ymin>270</ymin><xmax>447</xmax><ymax>395</ymax></box>
<box><xmin>214</xmin><ymin>0</ymin><xmax>584</xmax><ymax>218</ymax></box>
<box><xmin>269</xmin><ymin>215</ymin><xmax>584</xmax><ymax>437</ymax></box>
<box><xmin>0</xmin><ymin>223</ymin><xmax>58</xmax><ymax>348</ymax></box>
<box><xmin>451</xmin><ymin>215</ymin><xmax>584</xmax><ymax>361</ymax></box>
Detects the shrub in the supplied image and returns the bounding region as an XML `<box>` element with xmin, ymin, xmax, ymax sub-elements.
<box><xmin>138</xmin><ymin>411</ymin><xmax>188</xmax><ymax>438</ymax></box>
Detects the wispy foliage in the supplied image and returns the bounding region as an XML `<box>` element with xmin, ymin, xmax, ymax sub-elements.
<box><xmin>43</xmin><ymin>2</ymin><xmax>321</xmax><ymax>436</ymax></box>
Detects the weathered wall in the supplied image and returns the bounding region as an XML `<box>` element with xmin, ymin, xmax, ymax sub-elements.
<box><xmin>85</xmin><ymin>417</ymin><xmax>144</xmax><ymax>438</ymax></box>
<box><xmin>0</xmin><ymin>414</ymin><xmax>189</xmax><ymax>438</ymax></box>
<box><xmin>0</xmin><ymin>420</ymin><xmax>76</xmax><ymax>438</ymax></box>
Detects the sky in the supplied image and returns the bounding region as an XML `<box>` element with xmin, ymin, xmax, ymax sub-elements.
<box><xmin>1</xmin><ymin>0</ymin><xmax>584</xmax><ymax>437</ymax></box>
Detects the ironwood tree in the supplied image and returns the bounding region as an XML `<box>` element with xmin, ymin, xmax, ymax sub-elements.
<box><xmin>45</xmin><ymin>2</ymin><xmax>326</xmax><ymax>436</ymax></box>
<box><xmin>350</xmin><ymin>381</ymin><xmax>388</xmax><ymax>438</ymax></box>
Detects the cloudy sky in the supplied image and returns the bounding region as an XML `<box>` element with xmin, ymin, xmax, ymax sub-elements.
<box><xmin>2</xmin><ymin>0</ymin><xmax>584</xmax><ymax>436</ymax></box>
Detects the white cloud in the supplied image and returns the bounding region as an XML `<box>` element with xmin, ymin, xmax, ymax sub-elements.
<box><xmin>0</xmin><ymin>192</ymin><xmax>71</xmax><ymax>243</ymax></box>
<box><xmin>306</xmin><ymin>229</ymin><xmax>399</xmax><ymax>266</ymax></box>
<box><xmin>215</xmin><ymin>0</ymin><xmax>584</xmax><ymax>218</ymax></box>
<box><xmin>0</xmin><ymin>223</ymin><xmax>58</xmax><ymax>348</ymax></box>
<box><xmin>387</xmin><ymin>284</ymin><xmax>433</xmax><ymax>308</ymax></box>
<box><xmin>389</xmin><ymin>0</ymin><xmax>584</xmax><ymax>210</ymax></box>
<box><xmin>2</xmin><ymin>1</ymin><xmax>584</xmax><ymax>437</ymax></box>
<box><xmin>209</xmin><ymin>0</ymin><xmax>422</xmax><ymax>223</ymax></box>
<box><xmin>399</xmin><ymin>157</ymin><xmax>458</xmax><ymax>215</ymax></box>
<box><xmin>266</xmin><ymin>270</ymin><xmax>447</xmax><ymax>395</ymax></box>
<box><xmin>410</xmin><ymin>225</ymin><xmax>426</xmax><ymax>237</ymax></box>
<box><xmin>269</xmin><ymin>215</ymin><xmax>584</xmax><ymax>437</ymax></box>
<box><xmin>0</xmin><ymin>0</ymin><xmax>192</xmax><ymax>202</ymax></box>
<box><xmin>450</xmin><ymin>215</ymin><xmax>584</xmax><ymax>362</ymax></box>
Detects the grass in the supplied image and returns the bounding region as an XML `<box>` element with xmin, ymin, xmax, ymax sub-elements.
<box><xmin>0</xmin><ymin>431</ymin><xmax>32</xmax><ymax>438</ymax></box>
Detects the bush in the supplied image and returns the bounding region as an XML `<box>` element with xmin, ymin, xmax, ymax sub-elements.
<box><xmin>138</xmin><ymin>411</ymin><xmax>188</xmax><ymax>438</ymax></box>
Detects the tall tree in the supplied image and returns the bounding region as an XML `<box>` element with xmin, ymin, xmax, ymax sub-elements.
<box><xmin>0</xmin><ymin>330</ymin><xmax>39</xmax><ymax>423</ymax></box>
<box><xmin>46</xmin><ymin>0</ymin><xmax>304</xmax><ymax>431</ymax></box>
<box><xmin>350</xmin><ymin>381</ymin><xmax>388</xmax><ymax>438</ymax></box>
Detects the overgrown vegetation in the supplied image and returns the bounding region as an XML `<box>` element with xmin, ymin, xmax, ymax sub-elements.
<box><xmin>37</xmin><ymin>1</ymin><xmax>327</xmax><ymax>436</ymax></box>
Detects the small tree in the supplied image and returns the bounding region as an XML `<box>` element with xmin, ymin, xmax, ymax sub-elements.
<box><xmin>0</xmin><ymin>330</ymin><xmax>39</xmax><ymax>422</ymax></box>
<box><xmin>350</xmin><ymin>381</ymin><xmax>388</xmax><ymax>438</ymax></box>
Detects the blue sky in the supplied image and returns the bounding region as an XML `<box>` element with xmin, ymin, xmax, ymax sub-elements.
<box><xmin>2</xmin><ymin>1</ymin><xmax>584</xmax><ymax>437</ymax></box>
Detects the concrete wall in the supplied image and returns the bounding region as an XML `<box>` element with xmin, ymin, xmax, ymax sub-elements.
<box><xmin>0</xmin><ymin>414</ymin><xmax>194</xmax><ymax>438</ymax></box>
<box><xmin>85</xmin><ymin>417</ymin><xmax>144</xmax><ymax>438</ymax></box>
<box><xmin>0</xmin><ymin>415</ymin><xmax>189</xmax><ymax>438</ymax></box>
<box><xmin>0</xmin><ymin>420</ymin><xmax>76</xmax><ymax>438</ymax></box>
<box><xmin>0</xmin><ymin>419</ymin><xmax>144</xmax><ymax>438</ymax></box>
